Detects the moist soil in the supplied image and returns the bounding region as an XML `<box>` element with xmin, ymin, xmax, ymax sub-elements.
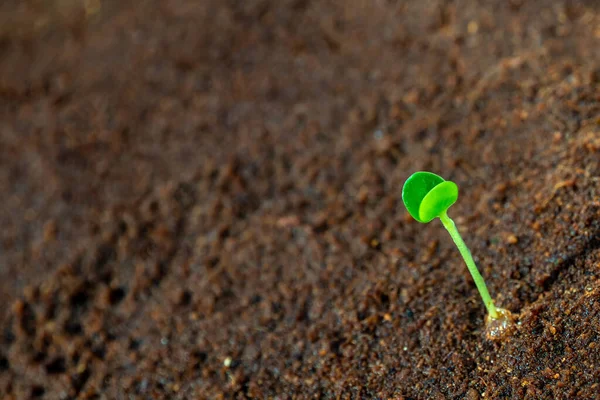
<box><xmin>1</xmin><ymin>1</ymin><xmax>600</xmax><ymax>399</ymax></box>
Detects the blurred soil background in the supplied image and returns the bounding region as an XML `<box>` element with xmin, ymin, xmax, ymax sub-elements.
<box><xmin>1</xmin><ymin>0</ymin><xmax>600</xmax><ymax>398</ymax></box>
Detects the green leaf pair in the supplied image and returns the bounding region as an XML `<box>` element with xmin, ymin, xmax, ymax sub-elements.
<box><xmin>402</xmin><ymin>171</ymin><xmax>458</xmax><ymax>223</ymax></box>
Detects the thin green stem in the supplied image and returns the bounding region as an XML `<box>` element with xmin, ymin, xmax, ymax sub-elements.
<box><xmin>439</xmin><ymin>211</ymin><xmax>499</xmax><ymax>319</ymax></box>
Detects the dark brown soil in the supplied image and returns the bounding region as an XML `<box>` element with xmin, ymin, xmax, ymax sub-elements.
<box><xmin>1</xmin><ymin>0</ymin><xmax>600</xmax><ymax>398</ymax></box>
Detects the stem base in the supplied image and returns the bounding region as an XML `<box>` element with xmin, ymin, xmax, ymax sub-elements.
<box><xmin>485</xmin><ymin>308</ymin><xmax>515</xmax><ymax>341</ymax></box>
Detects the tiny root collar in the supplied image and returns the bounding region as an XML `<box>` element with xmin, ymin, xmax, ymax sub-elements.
<box><xmin>485</xmin><ymin>308</ymin><xmax>516</xmax><ymax>341</ymax></box>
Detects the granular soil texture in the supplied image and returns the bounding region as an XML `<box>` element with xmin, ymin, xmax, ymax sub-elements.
<box><xmin>1</xmin><ymin>0</ymin><xmax>600</xmax><ymax>398</ymax></box>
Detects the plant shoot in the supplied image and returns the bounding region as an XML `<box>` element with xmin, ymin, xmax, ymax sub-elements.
<box><xmin>402</xmin><ymin>171</ymin><xmax>502</xmax><ymax>321</ymax></box>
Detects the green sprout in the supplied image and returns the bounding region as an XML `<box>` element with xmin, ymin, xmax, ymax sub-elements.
<box><xmin>402</xmin><ymin>171</ymin><xmax>500</xmax><ymax>320</ymax></box>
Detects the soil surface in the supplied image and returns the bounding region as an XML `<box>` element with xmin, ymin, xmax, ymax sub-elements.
<box><xmin>1</xmin><ymin>0</ymin><xmax>600</xmax><ymax>399</ymax></box>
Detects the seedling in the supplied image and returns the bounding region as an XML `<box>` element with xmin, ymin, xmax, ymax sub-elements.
<box><xmin>402</xmin><ymin>171</ymin><xmax>501</xmax><ymax>320</ymax></box>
